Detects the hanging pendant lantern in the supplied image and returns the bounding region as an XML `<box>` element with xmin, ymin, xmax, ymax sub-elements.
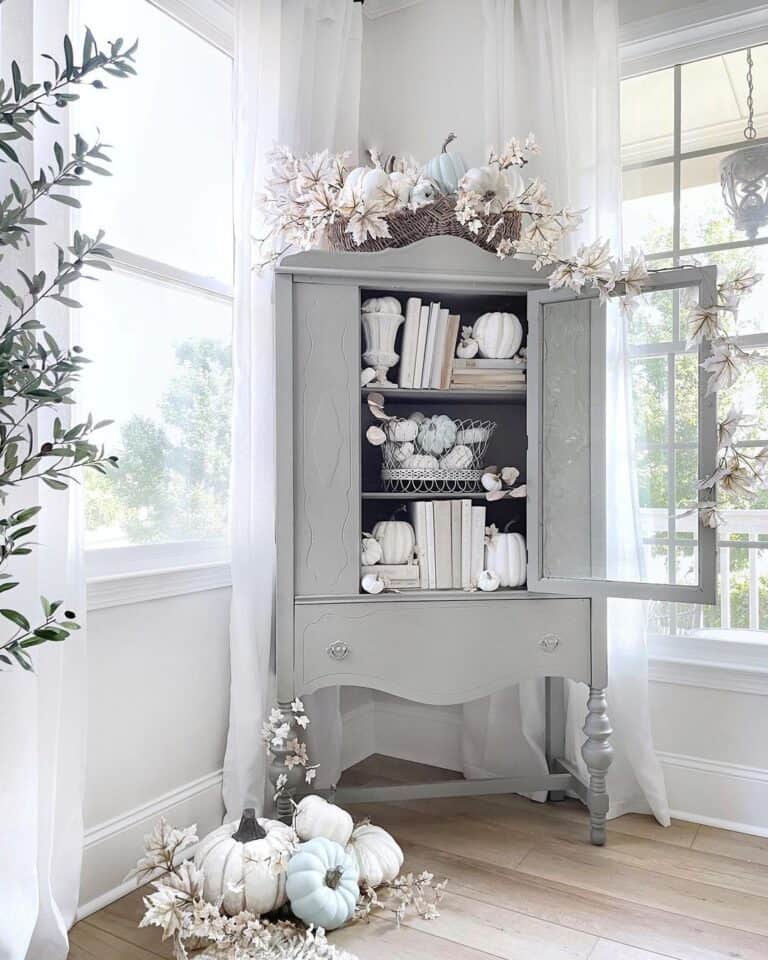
<box><xmin>721</xmin><ymin>48</ymin><xmax>768</xmax><ymax>240</ymax></box>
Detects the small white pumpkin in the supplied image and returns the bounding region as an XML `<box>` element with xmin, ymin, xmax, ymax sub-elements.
<box><xmin>408</xmin><ymin>411</ymin><xmax>426</xmax><ymax>424</ymax></box>
<box><xmin>481</xmin><ymin>471</ymin><xmax>502</xmax><ymax>492</ymax></box>
<box><xmin>424</xmin><ymin>133</ymin><xmax>467</xmax><ymax>194</ymax></box>
<box><xmin>477</xmin><ymin>569</ymin><xmax>501</xmax><ymax>592</ymax></box>
<box><xmin>386</xmin><ymin>418</ymin><xmax>418</xmax><ymax>443</ymax></box>
<box><xmin>361</xmin><ymin>296</ymin><xmax>402</xmax><ymax>315</ymax></box>
<box><xmin>294</xmin><ymin>795</ymin><xmax>354</xmax><ymax>847</ymax></box>
<box><xmin>472</xmin><ymin>312</ymin><xmax>523</xmax><ymax>359</ymax></box>
<box><xmin>459</xmin><ymin>164</ymin><xmax>510</xmax><ymax>201</ymax></box>
<box><xmin>361</xmin><ymin>534</ymin><xmax>382</xmax><ymax>566</ymax></box>
<box><xmin>346</xmin><ymin>822</ymin><xmax>403</xmax><ymax>888</ymax></box>
<box><xmin>373</xmin><ymin>519</ymin><xmax>416</xmax><ymax>565</ymax></box>
<box><xmin>388</xmin><ymin>171</ymin><xmax>414</xmax><ymax>206</ymax></box>
<box><xmin>485</xmin><ymin>527</ymin><xmax>526</xmax><ymax>588</ymax></box>
<box><xmin>361</xmin><ymin>573</ymin><xmax>385</xmax><ymax>594</ymax></box>
<box><xmin>439</xmin><ymin>444</ymin><xmax>473</xmax><ymax>470</ymax></box>
<box><xmin>456</xmin><ymin>337</ymin><xmax>479</xmax><ymax>359</ymax></box>
<box><xmin>409</xmin><ymin>177</ymin><xmax>439</xmax><ymax>208</ymax></box>
<box><xmin>417</xmin><ymin>415</ymin><xmax>457</xmax><ymax>456</ymax></box>
<box><xmin>194</xmin><ymin>809</ymin><xmax>297</xmax><ymax>916</ymax></box>
<box><xmin>286</xmin><ymin>837</ymin><xmax>359</xmax><ymax>931</ymax></box>
<box><xmin>457</xmin><ymin>426</ymin><xmax>489</xmax><ymax>445</ymax></box>
<box><xmin>404</xmin><ymin>453</ymin><xmax>439</xmax><ymax>470</ymax></box>
<box><xmin>339</xmin><ymin>166</ymin><xmax>391</xmax><ymax>209</ymax></box>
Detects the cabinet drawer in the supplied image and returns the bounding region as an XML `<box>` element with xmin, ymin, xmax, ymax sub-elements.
<box><xmin>295</xmin><ymin>597</ymin><xmax>591</xmax><ymax>704</ymax></box>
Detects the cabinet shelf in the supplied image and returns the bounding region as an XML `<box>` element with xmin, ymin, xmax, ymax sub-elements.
<box><xmin>362</xmin><ymin>386</ymin><xmax>525</xmax><ymax>404</ymax></box>
<box><xmin>362</xmin><ymin>490</ymin><xmax>490</xmax><ymax>500</ymax></box>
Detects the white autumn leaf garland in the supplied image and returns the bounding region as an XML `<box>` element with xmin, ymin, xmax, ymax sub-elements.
<box><xmin>257</xmin><ymin>134</ymin><xmax>768</xmax><ymax>524</ymax></box>
<box><xmin>261</xmin><ymin>697</ymin><xmax>319</xmax><ymax>796</ymax></box>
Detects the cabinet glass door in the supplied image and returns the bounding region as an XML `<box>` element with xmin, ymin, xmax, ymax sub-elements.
<box><xmin>526</xmin><ymin>266</ymin><xmax>717</xmax><ymax>603</ymax></box>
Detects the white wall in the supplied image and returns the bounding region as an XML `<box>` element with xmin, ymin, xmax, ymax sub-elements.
<box><xmin>78</xmin><ymin>586</ymin><xmax>230</xmax><ymax>915</ymax></box>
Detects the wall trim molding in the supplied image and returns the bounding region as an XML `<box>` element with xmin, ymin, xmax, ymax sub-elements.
<box><xmin>619</xmin><ymin>1</ymin><xmax>768</xmax><ymax>77</ymax></box>
<box><xmin>649</xmin><ymin>655</ymin><xmax>768</xmax><ymax>696</ymax></box>
<box><xmin>87</xmin><ymin>561</ymin><xmax>231</xmax><ymax>611</ymax></box>
<box><xmin>84</xmin><ymin>768</ymin><xmax>223</xmax><ymax>849</ymax></box>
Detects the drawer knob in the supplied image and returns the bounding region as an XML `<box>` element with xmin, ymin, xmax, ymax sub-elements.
<box><xmin>327</xmin><ymin>641</ymin><xmax>350</xmax><ymax>661</ymax></box>
<box><xmin>539</xmin><ymin>633</ymin><xmax>560</xmax><ymax>652</ymax></box>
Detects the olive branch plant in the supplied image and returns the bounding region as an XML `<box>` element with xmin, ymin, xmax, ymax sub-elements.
<box><xmin>0</xmin><ymin>15</ymin><xmax>137</xmax><ymax>670</ymax></box>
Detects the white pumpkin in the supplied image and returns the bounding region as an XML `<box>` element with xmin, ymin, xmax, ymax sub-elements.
<box><xmin>387</xmin><ymin>418</ymin><xmax>418</xmax><ymax>443</ymax></box>
<box><xmin>485</xmin><ymin>529</ymin><xmax>526</xmax><ymax>588</ymax></box>
<box><xmin>457</xmin><ymin>426</ymin><xmax>489</xmax><ymax>445</ymax></box>
<box><xmin>390</xmin><ymin>440</ymin><xmax>415</xmax><ymax>464</ymax></box>
<box><xmin>417</xmin><ymin>415</ymin><xmax>457</xmax><ymax>455</ymax></box>
<box><xmin>294</xmin><ymin>795</ymin><xmax>354</xmax><ymax>847</ymax></box>
<box><xmin>459</xmin><ymin>164</ymin><xmax>510</xmax><ymax>201</ymax></box>
<box><xmin>404</xmin><ymin>453</ymin><xmax>439</xmax><ymax>470</ymax></box>
<box><xmin>456</xmin><ymin>337</ymin><xmax>479</xmax><ymax>359</ymax></box>
<box><xmin>194</xmin><ymin>809</ymin><xmax>297</xmax><ymax>916</ymax></box>
<box><xmin>472</xmin><ymin>312</ymin><xmax>523</xmax><ymax>359</ymax></box>
<box><xmin>340</xmin><ymin>166</ymin><xmax>392</xmax><ymax>209</ymax></box>
<box><xmin>373</xmin><ymin>520</ymin><xmax>416</xmax><ymax>564</ymax></box>
<box><xmin>477</xmin><ymin>569</ymin><xmax>501</xmax><ymax>592</ymax></box>
<box><xmin>408</xmin><ymin>411</ymin><xmax>426</xmax><ymax>424</ymax></box>
<box><xmin>361</xmin><ymin>573</ymin><xmax>385</xmax><ymax>594</ymax></box>
<box><xmin>361</xmin><ymin>534</ymin><xmax>382</xmax><ymax>566</ymax></box>
<box><xmin>361</xmin><ymin>296</ymin><xmax>402</xmax><ymax>315</ymax></box>
<box><xmin>425</xmin><ymin>133</ymin><xmax>467</xmax><ymax>194</ymax></box>
<box><xmin>388</xmin><ymin>171</ymin><xmax>414</xmax><ymax>206</ymax></box>
<box><xmin>481</xmin><ymin>470</ymin><xmax>502</xmax><ymax>492</ymax></box>
<box><xmin>409</xmin><ymin>177</ymin><xmax>439</xmax><ymax>208</ymax></box>
<box><xmin>439</xmin><ymin>444</ymin><xmax>473</xmax><ymax>470</ymax></box>
<box><xmin>346</xmin><ymin>822</ymin><xmax>403</xmax><ymax>888</ymax></box>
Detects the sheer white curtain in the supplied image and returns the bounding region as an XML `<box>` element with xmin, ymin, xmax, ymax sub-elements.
<box><xmin>478</xmin><ymin>0</ymin><xmax>670</xmax><ymax>823</ymax></box>
<box><xmin>0</xmin><ymin>3</ymin><xmax>89</xmax><ymax>958</ymax></box>
<box><xmin>223</xmin><ymin>0</ymin><xmax>362</xmax><ymax>819</ymax></box>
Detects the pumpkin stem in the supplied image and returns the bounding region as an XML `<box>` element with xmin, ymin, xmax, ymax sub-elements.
<box><xmin>503</xmin><ymin>520</ymin><xmax>518</xmax><ymax>533</ymax></box>
<box><xmin>441</xmin><ymin>133</ymin><xmax>457</xmax><ymax>153</ymax></box>
<box><xmin>325</xmin><ymin>866</ymin><xmax>344</xmax><ymax>890</ymax></box>
<box><xmin>390</xmin><ymin>504</ymin><xmax>407</xmax><ymax>521</ymax></box>
<box><xmin>233</xmin><ymin>808</ymin><xmax>267</xmax><ymax>843</ymax></box>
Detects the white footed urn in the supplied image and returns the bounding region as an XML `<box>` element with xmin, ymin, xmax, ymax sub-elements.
<box><xmin>361</xmin><ymin>297</ymin><xmax>403</xmax><ymax>386</ymax></box>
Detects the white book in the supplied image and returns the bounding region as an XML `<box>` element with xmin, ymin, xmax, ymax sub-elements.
<box><xmin>408</xmin><ymin>501</ymin><xmax>429</xmax><ymax>589</ymax></box>
<box><xmin>470</xmin><ymin>505</ymin><xmax>486</xmax><ymax>589</ymax></box>
<box><xmin>424</xmin><ymin>501</ymin><xmax>436</xmax><ymax>589</ymax></box>
<box><xmin>450</xmin><ymin>499</ymin><xmax>462</xmax><ymax>588</ymax></box>
<box><xmin>413</xmin><ymin>305</ymin><xmax>430</xmax><ymax>389</ymax></box>
<box><xmin>454</xmin><ymin>358</ymin><xmax>527</xmax><ymax>370</ymax></box>
<box><xmin>433</xmin><ymin>500</ymin><xmax>452</xmax><ymax>589</ymax></box>
<box><xmin>460</xmin><ymin>499</ymin><xmax>472</xmax><ymax>590</ymax></box>
<box><xmin>420</xmin><ymin>302</ymin><xmax>441</xmax><ymax>388</ymax></box>
<box><xmin>429</xmin><ymin>307</ymin><xmax>450</xmax><ymax>388</ymax></box>
<box><xmin>398</xmin><ymin>297</ymin><xmax>421</xmax><ymax>388</ymax></box>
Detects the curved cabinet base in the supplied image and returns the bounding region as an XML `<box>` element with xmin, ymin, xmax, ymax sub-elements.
<box><xmin>295</xmin><ymin>597</ymin><xmax>591</xmax><ymax>704</ymax></box>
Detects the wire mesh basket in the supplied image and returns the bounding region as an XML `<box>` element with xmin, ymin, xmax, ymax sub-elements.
<box><xmin>380</xmin><ymin>417</ymin><xmax>496</xmax><ymax>493</ymax></box>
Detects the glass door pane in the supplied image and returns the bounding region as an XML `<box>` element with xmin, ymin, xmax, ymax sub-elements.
<box><xmin>526</xmin><ymin>266</ymin><xmax>717</xmax><ymax>602</ymax></box>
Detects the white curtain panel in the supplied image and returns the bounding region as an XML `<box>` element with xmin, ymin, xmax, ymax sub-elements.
<box><xmin>479</xmin><ymin>0</ymin><xmax>670</xmax><ymax>823</ymax></box>
<box><xmin>0</xmin><ymin>3</ymin><xmax>89</xmax><ymax>958</ymax></box>
<box><xmin>223</xmin><ymin>0</ymin><xmax>362</xmax><ymax>819</ymax></box>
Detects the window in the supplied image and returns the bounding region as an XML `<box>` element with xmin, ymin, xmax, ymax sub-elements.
<box><xmin>621</xmin><ymin>45</ymin><xmax>768</xmax><ymax>641</ymax></box>
<box><xmin>74</xmin><ymin>0</ymin><xmax>233</xmax><ymax>578</ymax></box>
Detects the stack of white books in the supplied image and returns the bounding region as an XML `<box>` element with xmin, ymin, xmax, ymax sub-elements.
<box><xmin>360</xmin><ymin>562</ymin><xmax>420</xmax><ymax>589</ymax></box>
<box><xmin>451</xmin><ymin>358</ymin><xmax>526</xmax><ymax>390</ymax></box>
<box><xmin>408</xmin><ymin>500</ymin><xmax>487</xmax><ymax>590</ymax></box>
<box><xmin>398</xmin><ymin>297</ymin><xmax>460</xmax><ymax>389</ymax></box>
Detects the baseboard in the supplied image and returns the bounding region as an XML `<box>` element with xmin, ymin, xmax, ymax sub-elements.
<box><xmin>77</xmin><ymin>769</ymin><xmax>224</xmax><ymax>918</ymax></box>
<box><xmin>658</xmin><ymin>751</ymin><xmax>768</xmax><ymax>836</ymax></box>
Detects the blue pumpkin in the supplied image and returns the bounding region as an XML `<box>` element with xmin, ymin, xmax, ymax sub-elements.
<box><xmin>286</xmin><ymin>837</ymin><xmax>359</xmax><ymax>930</ymax></box>
<box><xmin>425</xmin><ymin>133</ymin><xmax>467</xmax><ymax>194</ymax></box>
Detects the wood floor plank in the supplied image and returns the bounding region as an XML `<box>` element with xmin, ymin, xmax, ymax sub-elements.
<box><xmin>403</xmin><ymin>890</ymin><xmax>597</xmax><ymax>960</ymax></box>
<box><xmin>68</xmin><ymin>921</ymin><xmax>161</xmax><ymax>960</ymax></box>
<box><xmin>340</xmin><ymin>754</ymin><xmax>463</xmax><ymax>788</ymax></box>
<box><xmin>588</xmin><ymin>942</ymin><xmax>676</xmax><ymax>960</ymax></box>
<box><xmin>693</xmin><ymin>825</ymin><xmax>768</xmax><ymax>866</ymax></box>
<box><xmin>329</xmin><ymin>914</ymin><xmax>497</xmax><ymax>960</ymax></box>
<box><xmin>84</xmin><ymin>887</ymin><xmax>172</xmax><ymax>959</ymax></box>
<box><xmin>397</xmin><ymin>839</ymin><xmax>768</xmax><ymax>960</ymax></box>
<box><xmin>517</xmin><ymin>840</ymin><xmax>768</xmax><ymax>937</ymax></box>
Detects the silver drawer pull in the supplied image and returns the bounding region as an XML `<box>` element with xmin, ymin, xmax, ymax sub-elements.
<box><xmin>538</xmin><ymin>633</ymin><xmax>560</xmax><ymax>652</ymax></box>
<box><xmin>327</xmin><ymin>641</ymin><xmax>350</xmax><ymax>661</ymax></box>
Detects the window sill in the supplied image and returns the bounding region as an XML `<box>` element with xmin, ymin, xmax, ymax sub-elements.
<box><xmin>648</xmin><ymin>629</ymin><xmax>768</xmax><ymax>696</ymax></box>
<box><xmin>87</xmin><ymin>561</ymin><xmax>232</xmax><ymax>611</ymax></box>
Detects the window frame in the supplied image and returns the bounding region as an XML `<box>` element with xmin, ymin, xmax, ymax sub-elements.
<box><xmin>621</xmin><ymin>52</ymin><xmax>768</xmax><ymax>652</ymax></box>
<box><xmin>77</xmin><ymin>0</ymin><xmax>235</xmax><ymax>604</ymax></box>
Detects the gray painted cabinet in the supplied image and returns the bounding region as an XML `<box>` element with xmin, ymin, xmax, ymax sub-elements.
<box><xmin>272</xmin><ymin>237</ymin><xmax>718</xmax><ymax>844</ymax></box>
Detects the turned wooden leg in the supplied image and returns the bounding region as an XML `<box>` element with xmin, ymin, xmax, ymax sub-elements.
<box><xmin>581</xmin><ymin>686</ymin><xmax>613</xmax><ymax>845</ymax></box>
<box><xmin>268</xmin><ymin>701</ymin><xmax>307</xmax><ymax>823</ymax></box>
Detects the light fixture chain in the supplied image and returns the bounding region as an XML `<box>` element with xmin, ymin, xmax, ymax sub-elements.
<box><xmin>745</xmin><ymin>47</ymin><xmax>757</xmax><ymax>140</ymax></box>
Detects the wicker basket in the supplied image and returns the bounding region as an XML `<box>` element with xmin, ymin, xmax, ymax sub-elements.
<box><xmin>327</xmin><ymin>194</ymin><xmax>521</xmax><ymax>254</ymax></box>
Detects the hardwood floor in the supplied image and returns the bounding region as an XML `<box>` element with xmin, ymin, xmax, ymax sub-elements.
<box><xmin>69</xmin><ymin>755</ymin><xmax>768</xmax><ymax>960</ymax></box>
